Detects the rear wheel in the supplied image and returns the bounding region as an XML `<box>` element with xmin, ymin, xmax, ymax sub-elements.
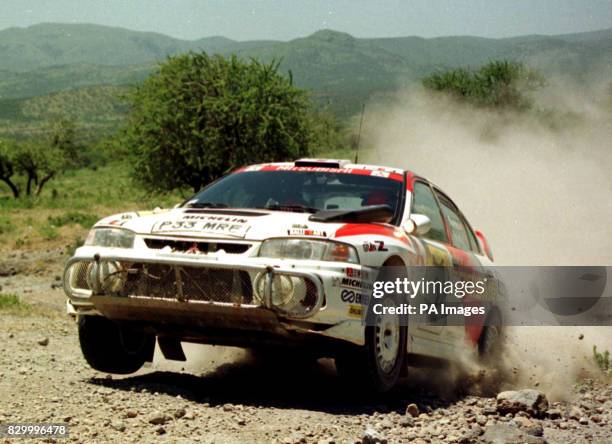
<box><xmin>479</xmin><ymin>311</ymin><xmax>504</xmax><ymax>364</ymax></box>
<box><xmin>472</xmin><ymin>312</ymin><xmax>506</xmax><ymax>395</ymax></box>
<box><xmin>78</xmin><ymin>315</ymin><xmax>154</xmax><ymax>374</ymax></box>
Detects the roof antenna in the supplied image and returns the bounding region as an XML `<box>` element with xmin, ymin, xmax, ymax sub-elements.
<box><xmin>354</xmin><ymin>103</ymin><xmax>365</xmax><ymax>163</ymax></box>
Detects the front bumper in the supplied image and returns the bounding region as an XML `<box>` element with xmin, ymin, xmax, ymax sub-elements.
<box><xmin>63</xmin><ymin>246</ymin><xmax>367</xmax><ymax>346</ymax></box>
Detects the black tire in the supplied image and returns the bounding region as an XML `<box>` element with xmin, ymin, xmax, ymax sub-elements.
<box><xmin>336</xmin><ymin>325</ymin><xmax>407</xmax><ymax>393</ymax></box>
<box><xmin>478</xmin><ymin>311</ymin><xmax>504</xmax><ymax>365</ymax></box>
<box><xmin>335</xmin><ymin>268</ymin><xmax>408</xmax><ymax>393</ymax></box>
<box><xmin>78</xmin><ymin>315</ymin><xmax>154</xmax><ymax>374</ymax></box>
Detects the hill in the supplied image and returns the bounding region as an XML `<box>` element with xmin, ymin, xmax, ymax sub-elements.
<box><xmin>0</xmin><ymin>23</ymin><xmax>610</xmax><ymax>125</ymax></box>
<box><xmin>0</xmin><ymin>85</ymin><xmax>129</xmax><ymax>139</ymax></box>
<box><xmin>0</xmin><ymin>23</ymin><xmax>276</xmax><ymax>72</ymax></box>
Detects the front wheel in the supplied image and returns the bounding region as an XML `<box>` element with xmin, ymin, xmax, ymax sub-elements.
<box><xmin>336</xmin><ymin>298</ymin><xmax>407</xmax><ymax>393</ymax></box>
<box><xmin>78</xmin><ymin>315</ymin><xmax>154</xmax><ymax>374</ymax></box>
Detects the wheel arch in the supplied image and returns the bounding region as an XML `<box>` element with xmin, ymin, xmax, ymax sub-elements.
<box><xmin>382</xmin><ymin>255</ymin><xmax>406</xmax><ymax>268</ymax></box>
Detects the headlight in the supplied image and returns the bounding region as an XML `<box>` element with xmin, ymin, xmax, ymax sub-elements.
<box><xmin>259</xmin><ymin>238</ymin><xmax>359</xmax><ymax>264</ymax></box>
<box><xmin>85</xmin><ymin>228</ymin><xmax>135</xmax><ymax>248</ymax></box>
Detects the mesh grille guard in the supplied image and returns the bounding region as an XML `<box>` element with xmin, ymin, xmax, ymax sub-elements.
<box><xmin>63</xmin><ymin>251</ymin><xmax>326</xmax><ymax>319</ymax></box>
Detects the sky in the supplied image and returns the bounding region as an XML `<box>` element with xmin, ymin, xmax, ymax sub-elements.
<box><xmin>0</xmin><ymin>0</ymin><xmax>611</xmax><ymax>41</ymax></box>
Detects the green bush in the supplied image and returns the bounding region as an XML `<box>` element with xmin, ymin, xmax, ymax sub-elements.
<box><xmin>123</xmin><ymin>53</ymin><xmax>320</xmax><ymax>192</ymax></box>
<box><xmin>593</xmin><ymin>345</ymin><xmax>610</xmax><ymax>373</ymax></box>
<box><xmin>423</xmin><ymin>60</ymin><xmax>545</xmax><ymax>110</ymax></box>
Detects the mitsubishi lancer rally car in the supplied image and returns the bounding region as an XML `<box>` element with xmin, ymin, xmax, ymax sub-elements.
<box><xmin>64</xmin><ymin>159</ymin><xmax>501</xmax><ymax>392</ymax></box>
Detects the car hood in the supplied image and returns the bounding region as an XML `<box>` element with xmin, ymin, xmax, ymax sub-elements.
<box><xmin>95</xmin><ymin>208</ymin><xmax>345</xmax><ymax>241</ymax></box>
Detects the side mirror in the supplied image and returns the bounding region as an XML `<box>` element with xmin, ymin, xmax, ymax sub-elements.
<box><xmin>403</xmin><ymin>213</ymin><xmax>431</xmax><ymax>236</ymax></box>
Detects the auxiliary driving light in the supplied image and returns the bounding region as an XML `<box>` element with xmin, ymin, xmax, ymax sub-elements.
<box><xmin>254</xmin><ymin>272</ymin><xmax>318</xmax><ymax>318</ymax></box>
<box><xmin>86</xmin><ymin>260</ymin><xmax>128</xmax><ymax>294</ymax></box>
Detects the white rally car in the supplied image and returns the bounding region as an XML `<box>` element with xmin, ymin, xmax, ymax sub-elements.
<box><xmin>64</xmin><ymin>159</ymin><xmax>500</xmax><ymax>392</ymax></box>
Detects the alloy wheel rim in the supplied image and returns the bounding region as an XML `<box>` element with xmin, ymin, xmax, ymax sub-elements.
<box><xmin>375</xmin><ymin>305</ymin><xmax>400</xmax><ymax>374</ymax></box>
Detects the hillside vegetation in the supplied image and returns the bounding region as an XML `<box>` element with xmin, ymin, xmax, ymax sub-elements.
<box><xmin>0</xmin><ymin>85</ymin><xmax>129</xmax><ymax>139</ymax></box>
<box><xmin>0</xmin><ymin>24</ymin><xmax>610</xmax><ymax>124</ymax></box>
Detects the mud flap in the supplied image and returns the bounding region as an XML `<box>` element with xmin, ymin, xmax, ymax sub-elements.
<box><xmin>158</xmin><ymin>336</ymin><xmax>187</xmax><ymax>361</ymax></box>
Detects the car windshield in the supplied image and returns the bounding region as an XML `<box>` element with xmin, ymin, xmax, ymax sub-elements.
<box><xmin>185</xmin><ymin>170</ymin><xmax>404</xmax><ymax>217</ymax></box>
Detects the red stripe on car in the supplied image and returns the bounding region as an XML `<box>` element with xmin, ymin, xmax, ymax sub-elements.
<box><xmin>335</xmin><ymin>224</ymin><xmax>411</xmax><ymax>246</ymax></box>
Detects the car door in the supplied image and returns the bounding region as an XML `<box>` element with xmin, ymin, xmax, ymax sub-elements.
<box><xmin>436</xmin><ymin>190</ymin><xmax>492</xmax><ymax>345</ymax></box>
<box><xmin>409</xmin><ymin>181</ymin><xmax>458</xmax><ymax>348</ymax></box>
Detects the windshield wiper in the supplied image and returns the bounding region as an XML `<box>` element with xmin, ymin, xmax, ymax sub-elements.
<box><xmin>259</xmin><ymin>204</ymin><xmax>319</xmax><ymax>213</ymax></box>
<box><xmin>185</xmin><ymin>202</ymin><xmax>229</xmax><ymax>209</ymax></box>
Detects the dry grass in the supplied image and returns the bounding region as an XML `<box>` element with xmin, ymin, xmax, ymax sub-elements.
<box><xmin>0</xmin><ymin>293</ymin><xmax>33</xmax><ymax>315</ymax></box>
<box><xmin>0</xmin><ymin>162</ymin><xmax>184</xmax><ymax>253</ymax></box>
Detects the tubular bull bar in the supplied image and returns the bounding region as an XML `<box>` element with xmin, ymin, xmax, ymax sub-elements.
<box><xmin>63</xmin><ymin>248</ymin><xmax>325</xmax><ymax>320</ymax></box>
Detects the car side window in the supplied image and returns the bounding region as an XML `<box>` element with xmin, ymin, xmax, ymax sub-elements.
<box><xmin>462</xmin><ymin>217</ymin><xmax>482</xmax><ymax>254</ymax></box>
<box><xmin>438</xmin><ymin>197</ymin><xmax>471</xmax><ymax>251</ymax></box>
<box><xmin>412</xmin><ymin>182</ymin><xmax>448</xmax><ymax>243</ymax></box>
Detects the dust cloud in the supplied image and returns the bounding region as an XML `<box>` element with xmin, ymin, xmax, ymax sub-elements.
<box><xmin>361</xmin><ymin>86</ymin><xmax>611</xmax><ymax>266</ymax></box>
<box><xmin>360</xmin><ymin>81</ymin><xmax>611</xmax><ymax>399</ymax></box>
<box><xmin>153</xmin><ymin>342</ymin><xmax>251</xmax><ymax>375</ymax></box>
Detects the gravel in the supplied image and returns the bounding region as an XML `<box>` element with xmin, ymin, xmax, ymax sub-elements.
<box><xmin>1</xmin><ymin>250</ymin><xmax>611</xmax><ymax>443</ymax></box>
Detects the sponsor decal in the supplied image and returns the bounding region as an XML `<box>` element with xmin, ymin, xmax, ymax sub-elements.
<box><xmin>274</xmin><ymin>165</ymin><xmax>355</xmax><ymax>174</ymax></box>
<box><xmin>362</xmin><ymin>240</ymin><xmax>388</xmax><ymax>252</ymax></box>
<box><xmin>288</xmin><ymin>224</ymin><xmax>327</xmax><ymax>237</ymax></box>
<box><xmin>370</xmin><ymin>170</ymin><xmax>390</xmax><ymax>178</ymax></box>
<box><xmin>341</xmin><ymin>277</ymin><xmax>373</xmax><ymax>290</ymax></box>
<box><xmin>340</xmin><ymin>289</ymin><xmax>369</xmax><ymax>305</ymax></box>
<box><xmin>348</xmin><ymin>304</ymin><xmax>363</xmax><ymax>317</ymax></box>
<box><xmin>345</xmin><ymin>267</ymin><xmax>362</xmax><ymax>278</ymax></box>
<box><xmin>425</xmin><ymin>243</ymin><xmax>452</xmax><ymax>266</ymax></box>
<box><xmin>254</xmin><ymin>165</ymin><xmax>404</xmax><ymax>182</ymax></box>
<box><xmin>182</xmin><ymin>215</ymin><xmax>248</xmax><ymax>223</ymax></box>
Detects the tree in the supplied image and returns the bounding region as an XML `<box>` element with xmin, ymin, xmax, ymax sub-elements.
<box><xmin>14</xmin><ymin>141</ymin><xmax>65</xmax><ymax>196</ymax></box>
<box><xmin>0</xmin><ymin>140</ymin><xmax>19</xmax><ymax>198</ymax></box>
<box><xmin>309</xmin><ymin>110</ymin><xmax>347</xmax><ymax>154</ymax></box>
<box><xmin>423</xmin><ymin>60</ymin><xmax>545</xmax><ymax>110</ymax></box>
<box><xmin>47</xmin><ymin>117</ymin><xmax>80</xmax><ymax>167</ymax></box>
<box><xmin>0</xmin><ymin>117</ymin><xmax>79</xmax><ymax>198</ymax></box>
<box><xmin>123</xmin><ymin>53</ymin><xmax>318</xmax><ymax>192</ymax></box>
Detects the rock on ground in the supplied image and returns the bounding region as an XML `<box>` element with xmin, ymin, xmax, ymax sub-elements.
<box><xmin>496</xmin><ymin>389</ymin><xmax>549</xmax><ymax>418</ymax></box>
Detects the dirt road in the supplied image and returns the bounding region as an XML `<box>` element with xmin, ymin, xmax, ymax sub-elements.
<box><xmin>1</xmin><ymin>250</ymin><xmax>610</xmax><ymax>443</ymax></box>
